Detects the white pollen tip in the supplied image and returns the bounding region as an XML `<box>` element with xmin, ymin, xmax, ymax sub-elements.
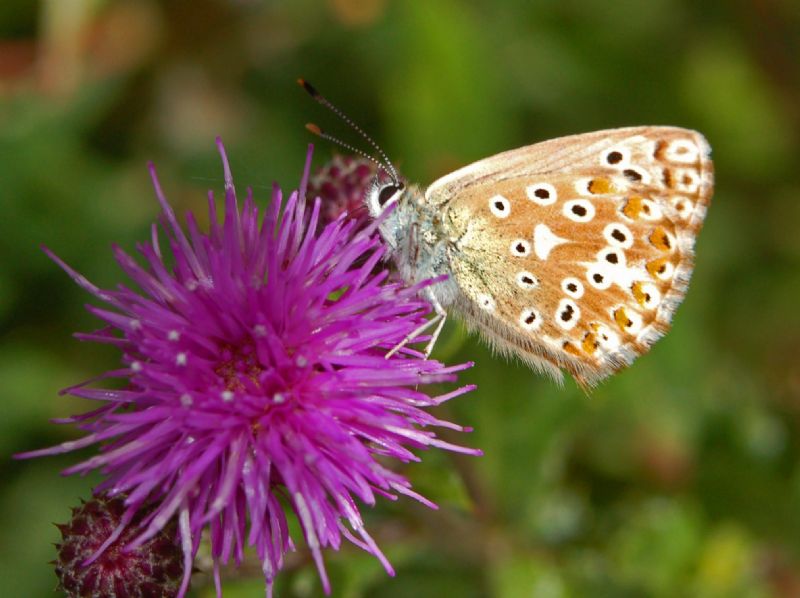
<box><xmin>168</xmin><ymin>330</ymin><xmax>180</xmax><ymax>341</ymax></box>
<box><xmin>130</xmin><ymin>361</ymin><xmax>142</xmax><ymax>372</ymax></box>
<box><xmin>176</xmin><ymin>352</ymin><xmax>188</xmax><ymax>366</ymax></box>
<box><xmin>533</xmin><ymin>223</ymin><xmax>568</xmax><ymax>260</ymax></box>
<box><xmin>221</xmin><ymin>390</ymin><xmax>234</xmax><ymax>402</ymax></box>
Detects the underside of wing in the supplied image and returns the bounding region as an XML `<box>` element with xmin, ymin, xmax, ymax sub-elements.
<box><xmin>431</xmin><ymin>127</ymin><xmax>713</xmax><ymax>387</ymax></box>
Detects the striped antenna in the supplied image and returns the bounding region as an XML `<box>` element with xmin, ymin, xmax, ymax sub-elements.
<box><xmin>304</xmin><ymin>123</ymin><xmax>389</xmax><ymax>176</ymax></box>
<box><xmin>298</xmin><ymin>78</ymin><xmax>400</xmax><ymax>185</ymax></box>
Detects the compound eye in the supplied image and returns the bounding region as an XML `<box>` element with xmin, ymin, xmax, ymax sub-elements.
<box><xmin>378</xmin><ymin>183</ymin><xmax>403</xmax><ymax>206</ymax></box>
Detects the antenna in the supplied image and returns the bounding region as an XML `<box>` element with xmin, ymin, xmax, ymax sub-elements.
<box><xmin>298</xmin><ymin>78</ymin><xmax>400</xmax><ymax>185</ymax></box>
<box><xmin>305</xmin><ymin>123</ymin><xmax>390</xmax><ymax>176</ymax></box>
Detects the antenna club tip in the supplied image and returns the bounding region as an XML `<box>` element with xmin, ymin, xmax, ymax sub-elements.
<box><xmin>297</xmin><ymin>78</ymin><xmax>319</xmax><ymax>98</ymax></box>
<box><xmin>305</xmin><ymin>123</ymin><xmax>323</xmax><ymax>136</ymax></box>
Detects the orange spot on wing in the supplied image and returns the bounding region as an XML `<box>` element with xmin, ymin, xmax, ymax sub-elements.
<box><xmin>646</xmin><ymin>257</ymin><xmax>670</xmax><ymax>278</ymax></box>
<box><xmin>581</xmin><ymin>332</ymin><xmax>598</xmax><ymax>354</ymax></box>
<box><xmin>563</xmin><ymin>341</ymin><xmax>582</xmax><ymax>357</ymax></box>
<box><xmin>631</xmin><ymin>282</ymin><xmax>648</xmax><ymax>307</ymax></box>
<box><xmin>622</xmin><ymin>196</ymin><xmax>643</xmax><ymax>219</ymax></box>
<box><xmin>649</xmin><ymin>227</ymin><xmax>672</xmax><ymax>251</ymax></box>
<box><xmin>614</xmin><ymin>307</ymin><xmax>633</xmax><ymax>330</ymax></box>
<box><xmin>589</xmin><ymin>178</ymin><xmax>613</xmax><ymax>194</ymax></box>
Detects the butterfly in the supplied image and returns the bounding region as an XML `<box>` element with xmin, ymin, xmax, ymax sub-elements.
<box><xmin>301</xmin><ymin>81</ymin><xmax>714</xmax><ymax>388</ymax></box>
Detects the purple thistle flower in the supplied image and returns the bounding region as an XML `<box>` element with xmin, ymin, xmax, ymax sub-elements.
<box><xmin>18</xmin><ymin>140</ymin><xmax>479</xmax><ymax>597</ymax></box>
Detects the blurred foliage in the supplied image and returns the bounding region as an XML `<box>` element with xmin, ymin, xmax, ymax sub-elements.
<box><xmin>2</xmin><ymin>0</ymin><xmax>800</xmax><ymax>596</ymax></box>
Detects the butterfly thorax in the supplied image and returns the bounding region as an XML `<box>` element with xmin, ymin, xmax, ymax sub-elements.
<box><xmin>377</xmin><ymin>185</ymin><xmax>464</xmax><ymax>306</ymax></box>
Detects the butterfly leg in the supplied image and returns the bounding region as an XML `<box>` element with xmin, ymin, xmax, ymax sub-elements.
<box><xmin>385</xmin><ymin>289</ymin><xmax>447</xmax><ymax>359</ymax></box>
<box><xmin>423</xmin><ymin>293</ymin><xmax>447</xmax><ymax>358</ymax></box>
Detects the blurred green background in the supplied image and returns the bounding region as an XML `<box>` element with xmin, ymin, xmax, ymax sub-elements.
<box><xmin>2</xmin><ymin>1</ymin><xmax>799</xmax><ymax>596</ymax></box>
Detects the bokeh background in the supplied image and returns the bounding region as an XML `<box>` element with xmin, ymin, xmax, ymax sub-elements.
<box><xmin>2</xmin><ymin>1</ymin><xmax>799</xmax><ymax>596</ymax></box>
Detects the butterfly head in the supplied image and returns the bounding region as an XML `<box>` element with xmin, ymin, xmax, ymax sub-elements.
<box><xmin>367</xmin><ymin>179</ymin><xmax>405</xmax><ymax>219</ymax></box>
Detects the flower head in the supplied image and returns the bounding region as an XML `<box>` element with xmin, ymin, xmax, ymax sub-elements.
<box><xmin>19</xmin><ymin>140</ymin><xmax>478</xmax><ymax>596</ymax></box>
<box><xmin>307</xmin><ymin>153</ymin><xmax>395</xmax><ymax>231</ymax></box>
<box><xmin>54</xmin><ymin>494</ymin><xmax>183</xmax><ymax>598</ymax></box>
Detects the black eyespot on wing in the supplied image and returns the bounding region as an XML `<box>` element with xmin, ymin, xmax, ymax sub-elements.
<box><xmin>623</xmin><ymin>169</ymin><xmax>642</xmax><ymax>182</ymax></box>
<box><xmin>560</xmin><ymin>304</ymin><xmax>574</xmax><ymax>321</ymax></box>
<box><xmin>572</xmin><ymin>205</ymin><xmax>587</xmax><ymax>217</ymax></box>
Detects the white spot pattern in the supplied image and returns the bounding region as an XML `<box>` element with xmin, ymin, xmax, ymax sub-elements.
<box><xmin>563</xmin><ymin>199</ymin><xmax>595</xmax><ymax>223</ymax></box>
<box><xmin>671</xmin><ymin>196</ymin><xmax>693</xmax><ymax>220</ymax></box>
<box><xmin>602</xmin><ymin>146</ymin><xmax>631</xmax><ymax>166</ymax></box>
<box><xmin>613</xmin><ymin>306</ymin><xmax>644</xmax><ymax>334</ymax></box>
<box><xmin>520</xmin><ymin>308</ymin><xmax>542</xmax><ymax>331</ymax></box>
<box><xmin>587</xmin><ymin>264</ymin><xmax>613</xmax><ymax>290</ymax></box>
<box><xmin>533</xmin><ymin>223</ymin><xmax>568</xmax><ymax>260</ymax></box>
<box><xmin>526</xmin><ymin>183</ymin><xmax>557</xmax><ymax>205</ymax></box>
<box><xmin>510</xmin><ymin>239</ymin><xmax>531</xmax><ymax>257</ymax></box>
<box><xmin>516</xmin><ymin>271</ymin><xmax>539</xmax><ymax>290</ymax></box>
<box><xmin>489</xmin><ymin>194</ymin><xmax>511</xmax><ymax>218</ymax></box>
<box><xmin>665</xmin><ymin>139</ymin><xmax>699</xmax><ymax>163</ymax></box>
<box><xmin>674</xmin><ymin>168</ymin><xmax>700</xmax><ymax>194</ymax></box>
<box><xmin>478</xmin><ymin>293</ymin><xmax>496</xmax><ymax>312</ymax></box>
<box><xmin>653</xmin><ymin>261</ymin><xmax>675</xmax><ymax>281</ymax></box>
<box><xmin>639</xmin><ymin>199</ymin><xmax>663</xmax><ymax>221</ymax></box>
<box><xmin>555</xmin><ymin>299</ymin><xmax>580</xmax><ymax>330</ymax></box>
<box><xmin>574</xmin><ymin>178</ymin><xmax>591</xmax><ymax>195</ymax></box>
<box><xmin>603</xmin><ymin>222</ymin><xmax>634</xmax><ymax>249</ymax></box>
<box><xmin>594</xmin><ymin>324</ymin><xmax>621</xmax><ymax>351</ymax></box>
<box><xmin>596</xmin><ymin>247</ymin><xmax>626</xmax><ymax>267</ymax></box>
<box><xmin>636</xmin><ymin>282</ymin><xmax>661</xmax><ymax>310</ymax></box>
<box><xmin>561</xmin><ymin>277</ymin><xmax>584</xmax><ymax>299</ymax></box>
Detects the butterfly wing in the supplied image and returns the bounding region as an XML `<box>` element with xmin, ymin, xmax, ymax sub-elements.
<box><xmin>426</xmin><ymin>127</ymin><xmax>713</xmax><ymax>387</ymax></box>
